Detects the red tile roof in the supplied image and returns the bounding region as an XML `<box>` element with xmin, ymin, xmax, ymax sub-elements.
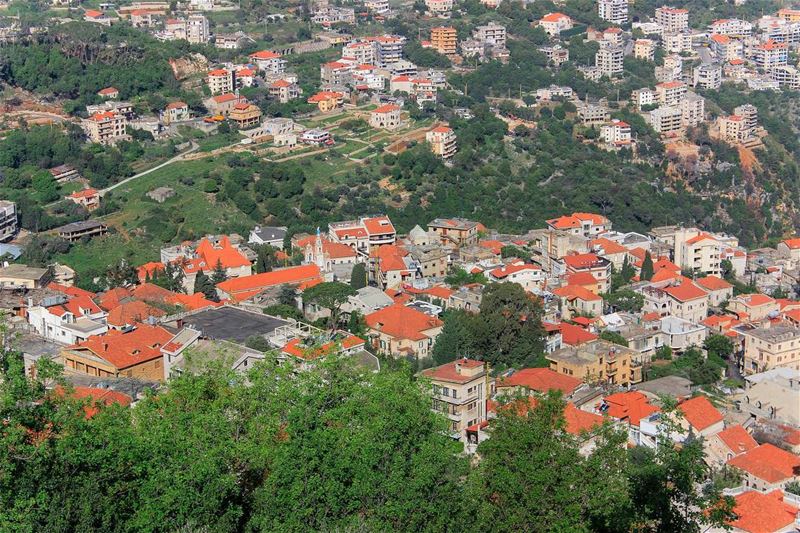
<box><xmin>53</xmin><ymin>385</ymin><xmax>132</xmax><ymax>419</ymax></box>
<box><xmin>497</xmin><ymin>367</ymin><xmax>582</xmax><ymax>395</ymax></box>
<box><xmin>663</xmin><ymin>280</ymin><xmax>708</xmax><ymax>302</ymax></box>
<box><xmin>562</xmin><ymin>253</ymin><xmax>605</xmax><ymax>270</ymax></box>
<box><xmin>71</xmin><ymin>324</ymin><xmax>173</xmax><ymax>370</ymax></box>
<box><xmin>604</xmin><ymin>391</ymin><xmax>660</xmax><ymax>427</ymax></box>
<box><xmin>249</xmin><ymin>50</ymin><xmax>281</xmax><ymax>59</ymax></box>
<box><xmin>552</xmin><ymin>284</ymin><xmax>602</xmax><ymax>302</ymax></box>
<box><xmin>678</xmin><ymin>395</ymin><xmax>723</xmax><ymax>431</ymax></box>
<box><xmin>563</xmin><ymin>403</ymin><xmax>605</xmax><ymax>435</ymax></box>
<box><xmin>372</xmin><ymin>104</ymin><xmax>400</xmax><ymax>114</ymax></box>
<box><xmin>106</xmin><ymin>300</ymin><xmax>166</xmax><ymax>327</ymax></box>
<box><xmin>97</xmin><ymin>287</ymin><xmax>133</xmax><ymax>311</ymax></box>
<box><xmin>295</xmin><ymin>235</ymin><xmax>357</xmax><ymax>260</ymax></box>
<box><xmin>559</xmin><ymin>321</ymin><xmax>599</xmax><ymax>346</ymax></box>
<box><xmin>696</xmin><ymin>275</ymin><xmax>733</xmax><ymax>291</ymax></box>
<box><xmin>717</xmin><ymin>425</ymin><xmax>758</xmax><ymax>455</ymax></box>
<box><xmin>216</xmin><ymin>265</ymin><xmax>322</xmax><ymax>302</ymax></box>
<box><xmin>590</xmin><ymin>237</ymin><xmax>627</xmax><ymax>255</ymax></box>
<box><xmin>421</xmin><ymin>357</ymin><xmax>484</xmax><ymax>383</ymax></box>
<box><xmin>782</xmin><ymin>237</ymin><xmax>800</xmax><ymax>249</ymax></box>
<box><xmin>729</xmin><ymin>490</ymin><xmax>798</xmax><ymax>533</ymax></box>
<box><xmin>365</xmin><ymin>303</ymin><xmax>443</xmax><ymax>341</ymax></box>
<box><xmin>194</xmin><ymin>236</ymin><xmax>251</xmax><ymax>271</ymax></box>
<box><xmin>727</xmin><ymin>443</ymin><xmax>800</xmax><ymax>484</ymax></box>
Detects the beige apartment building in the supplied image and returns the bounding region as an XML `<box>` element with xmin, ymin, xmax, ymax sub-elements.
<box><xmin>546</xmin><ymin>339</ymin><xmax>642</xmax><ymax>386</ymax></box>
<box><xmin>740</xmin><ymin>324</ymin><xmax>800</xmax><ymax>374</ymax></box>
<box><xmin>207</xmin><ymin>68</ymin><xmax>234</xmax><ymax>95</ymax></box>
<box><xmin>650</xmin><ymin>226</ymin><xmax>735</xmax><ymax>277</ymax></box>
<box><xmin>84</xmin><ymin>111</ymin><xmax>129</xmax><ymax>145</ymax></box>
<box><xmin>420</xmin><ymin>358</ymin><xmax>491</xmax><ymax>435</ymax></box>
<box><xmin>426</xmin><ymin>126</ymin><xmax>457</xmax><ymax>159</ymax></box>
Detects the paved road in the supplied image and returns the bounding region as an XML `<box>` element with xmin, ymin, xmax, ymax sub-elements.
<box><xmin>101</xmin><ymin>141</ymin><xmax>199</xmax><ymax>194</ymax></box>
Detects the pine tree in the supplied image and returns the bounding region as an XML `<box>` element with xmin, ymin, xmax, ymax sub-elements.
<box><xmin>350</xmin><ymin>263</ymin><xmax>367</xmax><ymax>290</ymax></box>
<box><xmin>193</xmin><ymin>270</ymin><xmax>218</xmax><ymax>302</ymax></box>
<box><xmin>640</xmin><ymin>251</ymin><xmax>655</xmax><ymax>281</ymax></box>
<box><xmin>211</xmin><ymin>259</ymin><xmax>227</xmax><ymax>285</ymax></box>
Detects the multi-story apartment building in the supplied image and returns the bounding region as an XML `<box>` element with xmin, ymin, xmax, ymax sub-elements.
<box><xmin>328</xmin><ymin>215</ymin><xmax>397</xmax><ymax>254</ymax></box>
<box><xmin>427</xmin><ymin>218</ymin><xmax>480</xmax><ymax>247</ymax></box>
<box><xmin>680</xmin><ymin>92</ymin><xmax>705</xmax><ymax>128</ymax></box>
<box><xmin>656</xmin><ymin>80</ymin><xmax>687</xmax><ymax>106</ymax></box>
<box><xmin>753</xmin><ymin>40</ymin><xmax>788</xmax><ymax>70</ymax></box>
<box><xmin>631</xmin><ymin>88</ymin><xmax>656</xmax><ymax>109</ymax></box>
<box><xmin>710</xmin><ymin>33</ymin><xmax>743</xmax><ymax>61</ymax></box>
<box><xmin>421</xmin><ymin>358</ymin><xmax>490</xmax><ymax>435</ymax></box>
<box><xmin>709</xmin><ymin>18</ymin><xmax>753</xmax><ymax>37</ymax></box>
<box><xmin>83</xmin><ymin>111</ymin><xmax>129</xmax><ymax>145</ymax></box>
<box><xmin>634</xmin><ymin>39</ymin><xmax>656</xmax><ymax>60</ymax></box>
<box><xmin>186</xmin><ymin>14</ymin><xmax>209</xmax><ymax>44</ymax></box>
<box><xmin>430</xmin><ymin>26</ymin><xmax>457</xmax><ymax>55</ymax></box>
<box><xmin>561</xmin><ymin>252</ymin><xmax>612</xmax><ymax>292</ymax></box>
<box><xmin>426</xmin><ymin>125</ymin><xmax>457</xmax><ymax>159</ymax></box>
<box><xmin>0</xmin><ymin>201</ymin><xmax>17</xmax><ymax>242</ymax></box>
<box><xmin>248</xmin><ymin>50</ymin><xmax>287</xmax><ymax>73</ymax></box>
<box><xmin>718</xmin><ymin>114</ymin><xmax>750</xmax><ymax>142</ymax></box>
<box><xmin>600</xmin><ymin>119</ymin><xmax>632</xmax><ymax>147</ymax></box>
<box><xmin>771</xmin><ymin>65</ymin><xmax>800</xmax><ymax>89</ymax></box>
<box><xmin>734</xmin><ymin>104</ymin><xmax>758</xmax><ymax>131</ymax></box>
<box><xmin>662</xmin><ymin>31</ymin><xmax>692</xmax><ymax>53</ymax></box>
<box><xmin>474</xmin><ymin>22</ymin><xmax>506</xmax><ymax>48</ymax></box>
<box><xmin>342</xmin><ymin>40</ymin><xmax>378</xmax><ymax>65</ymax></box>
<box><xmin>655</xmin><ymin>6</ymin><xmax>688</xmax><ymax>32</ymax></box>
<box><xmin>693</xmin><ymin>63</ymin><xmax>722</xmax><ymax>89</ymax></box>
<box><xmin>647</xmin><ymin>106</ymin><xmax>683</xmax><ymax>135</ymax></box>
<box><xmin>365</xmin><ymin>35</ymin><xmax>406</xmax><ymax>67</ymax></box>
<box><xmin>547</xmin><ymin>339</ymin><xmax>642</xmax><ymax>386</ymax></box>
<box><xmin>740</xmin><ymin>325</ymin><xmax>800</xmax><ymax>374</ymax></box>
<box><xmin>596</xmin><ymin>45</ymin><xmax>624</xmax><ymax>77</ymax></box>
<box><xmin>207</xmin><ymin>68</ymin><xmax>234</xmax><ymax>95</ymax></box>
<box><xmin>598</xmin><ymin>0</ymin><xmax>628</xmax><ymax>25</ymax></box>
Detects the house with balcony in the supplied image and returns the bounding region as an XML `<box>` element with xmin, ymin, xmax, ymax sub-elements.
<box><xmin>365</xmin><ymin>303</ymin><xmax>443</xmax><ymax>359</ymax></box>
<box><xmin>546</xmin><ymin>339</ymin><xmax>643</xmax><ymax>386</ymax></box>
<box><xmin>420</xmin><ymin>358</ymin><xmax>490</xmax><ymax>437</ymax></box>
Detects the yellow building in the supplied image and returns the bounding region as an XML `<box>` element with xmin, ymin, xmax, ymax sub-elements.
<box><xmin>228</xmin><ymin>103</ymin><xmax>262</xmax><ymax>129</ymax></box>
<box><xmin>740</xmin><ymin>324</ymin><xmax>800</xmax><ymax>375</ymax></box>
<box><xmin>430</xmin><ymin>26</ymin><xmax>457</xmax><ymax>56</ymax></box>
<box><xmin>307</xmin><ymin>91</ymin><xmax>344</xmax><ymax>113</ymax></box>
<box><xmin>546</xmin><ymin>339</ymin><xmax>642</xmax><ymax>386</ymax></box>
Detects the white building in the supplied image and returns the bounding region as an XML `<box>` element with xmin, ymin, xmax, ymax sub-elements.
<box><xmin>655</xmin><ymin>6</ymin><xmax>689</xmax><ymax>33</ymax></box>
<box><xmin>598</xmin><ymin>0</ymin><xmax>628</xmax><ymax>25</ymax></box>
<box><xmin>596</xmin><ymin>45</ymin><xmax>624</xmax><ymax>77</ymax></box>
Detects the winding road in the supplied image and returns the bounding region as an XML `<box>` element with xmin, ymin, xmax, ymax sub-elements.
<box><xmin>100</xmin><ymin>141</ymin><xmax>199</xmax><ymax>194</ymax></box>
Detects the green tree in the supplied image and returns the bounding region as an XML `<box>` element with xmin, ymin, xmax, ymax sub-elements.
<box><xmin>302</xmin><ymin>282</ymin><xmax>356</xmax><ymax>331</ymax></box>
<box><xmin>211</xmin><ymin>260</ymin><xmax>227</xmax><ymax>285</ymax></box>
<box><xmin>600</xmin><ymin>330</ymin><xmax>629</xmax><ymax>347</ymax></box>
<box><xmin>627</xmin><ymin>401</ymin><xmax>736</xmax><ymax>532</ymax></box>
<box><xmin>104</xmin><ymin>259</ymin><xmax>137</xmax><ymax>288</ymax></box>
<box><xmin>432</xmin><ymin>309</ymin><xmax>476</xmax><ymax>365</ymax></box>
<box><xmin>468</xmin><ymin>391</ymin><xmax>631</xmax><ymax>531</ymax></box>
<box><xmin>703</xmin><ymin>334</ymin><xmax>734</xmax><ymax>360</ymax></box>
<box><xmin>193</xmin><ymin>270</ymin><xmax>218</xmax><ymax>302</ymax></box>
<box><xmin>349</xmin><ymin>263</ymin><xmax>367</xmax><ymax>290</ymax></box>
<box><xmin>640</xmin><ymin>251</ymin><xmax>655</xmax><ymax>281</ymax></box>
<box><xmin>472</xmin><ymin>283</ymin><xmax>546</xmax><ymax>368</ymax></box>
<box><xmin>604</xmin><ymin>289</ymin><xmax>645</xmax><ymax>312</ymax></box>
<box><xmin>254</xmin><ymin>244</ymin><xmax>276</xmax><ymax>274</ymax></box>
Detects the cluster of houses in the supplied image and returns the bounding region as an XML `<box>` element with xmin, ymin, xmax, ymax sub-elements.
<box><xmin>7</xmin><ymin>206</ymin><xmax>800</xmax><ymax>531</ymax></box>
